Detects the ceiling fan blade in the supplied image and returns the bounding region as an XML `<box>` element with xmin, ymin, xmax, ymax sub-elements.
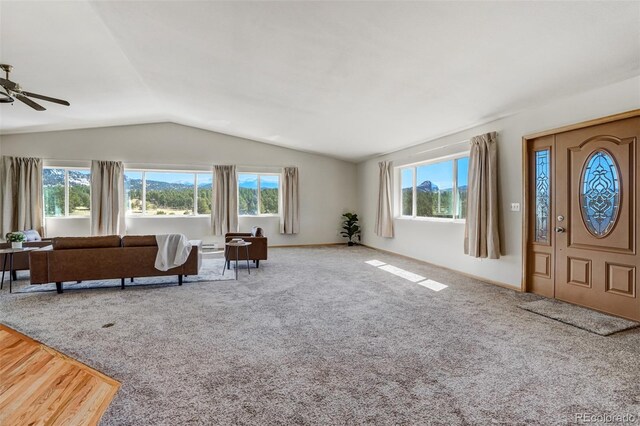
<box><xmin>16</xmin><ymin>94</ymin><xmax>46</xmax><ymax>111</ymax></box>
<box><xmin>22</xmin><ymin>91</ymin><xmax>70</xmax><ymax>106</ymax></box>
<box><xmin>0</xmin><ymin>77</ymin><xmax>18</xmax><ymax>91</ymax></box>
<box><xmin>0</xmin><ymin>88</ymin><xmax>14</xmax><ymax>103</ymax></box>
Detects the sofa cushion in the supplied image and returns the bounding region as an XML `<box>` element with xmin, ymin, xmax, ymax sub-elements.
<box><xmin>53</xmin><ymin>236</ymin><xmax>122</xmax><ymax>250</ymax></box>
<box><xmin>251</xmin><ymin>226</ymin><xmax>264</xmax><ymax>237</ymax></box>
<box><xmin>122</xmin><ymin>235</ymin><xmax>158</xmax><ymax>247</ymax></box>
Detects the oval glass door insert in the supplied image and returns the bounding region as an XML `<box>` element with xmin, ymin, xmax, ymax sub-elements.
<box><xmin>580</xmin><ymin>150</ymin><xmax>621</xmax><ymax>237</ymax></box>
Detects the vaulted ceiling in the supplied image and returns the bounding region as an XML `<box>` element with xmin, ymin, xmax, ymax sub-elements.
<box><xmin>1</xmin><ymin>1</ymin><xmax>638</xmax><ymax>161</ymax></box>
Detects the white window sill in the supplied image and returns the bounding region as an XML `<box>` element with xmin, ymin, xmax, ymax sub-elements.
<box><xmin>46</xmin><ymin>216</ymin><xmax>90</xmax><ymax>219</ymax></box>
<box><xmin>395</xmin><ymin>216</ymin><xmax>465</xmax><ymax>224</ymax></box>
<box><xmin>238</xmin><ymin>214</ymin><xmax>280</xmax><ymax>218</ymax></box>
<box><xmin>125</xmin><ymin>215</ymin><xmax>210</xmax><ymax>219</ymax></box>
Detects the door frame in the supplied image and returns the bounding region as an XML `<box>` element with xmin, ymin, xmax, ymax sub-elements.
<box><xmin>521</xmin><ymin>109</ymin><xmax>640</xmax><ymax>293</ymax></box>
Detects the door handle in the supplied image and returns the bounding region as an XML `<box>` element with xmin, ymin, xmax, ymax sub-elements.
<box><xmin>555</xmin><ymin>227</ymin><xmax>565</xmax><ymax>233</ymax></box>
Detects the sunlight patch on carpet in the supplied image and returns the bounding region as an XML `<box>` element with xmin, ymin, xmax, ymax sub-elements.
<box><xmin>366</xmin><ymin>261</ymin><xmax>448</xmax><ymax>292</ymax></box>
<box><xmin>417</xmin><ymin>279</ymin><xmax>448</xmax><ymax>292</ymax></box>
<box><xmin>378</xmin><ymin>264</ymin><xmax>426</xmax><ymax>283</ymax></box>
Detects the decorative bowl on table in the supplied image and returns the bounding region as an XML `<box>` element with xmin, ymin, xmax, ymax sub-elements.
<box><xmin>230</xmin><ymin>238</ymin><xmax>244</xmax><ymax>243</ymax></box>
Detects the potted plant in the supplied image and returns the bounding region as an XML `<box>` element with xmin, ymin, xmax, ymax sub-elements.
<box><xmin>340</xmin><ymin>213</ymin><xmax>361</xmax><ymax>246</ymax></box>
<box><xmin>7</xmin><ymin>232</ymin><xmax>26</xmax><ymax>249</ymax></box>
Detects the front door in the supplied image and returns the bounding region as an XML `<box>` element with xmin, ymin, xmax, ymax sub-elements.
<box><xmin>526</xmin><ymin>114</ymin><xmax>640</xmax><ymax>321</ymax></box>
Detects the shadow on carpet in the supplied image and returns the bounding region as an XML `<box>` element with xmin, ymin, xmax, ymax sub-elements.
<box><xmin>518</xmin><ymin>298</ymin><xmax>640</xmax><ymax>336</ymax></box>
<box><xmin>14</xmin><ymin>258</ymin><xmax>234</xmax><ymax>293</ymax></box>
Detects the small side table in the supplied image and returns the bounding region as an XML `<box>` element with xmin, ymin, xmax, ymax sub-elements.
<box><xmin>1</xmin><ymin>247</ymin><xmax>36</xmax><ymax>293</ymax></box>
<box><xmin>222</xmin><ymin>241</ymin><xmax>252</xmax><ymax>280</ymax></box>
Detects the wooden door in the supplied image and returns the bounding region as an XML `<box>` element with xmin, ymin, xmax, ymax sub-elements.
<box><xmin>554</xmin><ymin>117</ymin><xmax>639</xmax><ymax>321</ymax></box>
<box><xmin>525</xmin><ymin>112</ymin><xmax>640</xmax><ymax>321</ymax></box>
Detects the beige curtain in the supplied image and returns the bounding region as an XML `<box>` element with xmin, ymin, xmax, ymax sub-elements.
<box><xmin>464</xmin><ymin>132</ymin><xmax>501</xmax><ymax>259</ymax></box>
<box><xmin>90</xmin><ymin>160</ymin><xmax>125</xmax><ymax>236</ymax></box>
<box><xmin>280</xmin><ymin>167</ymin><xmax>300</xmax><ymax>234</ymax></box>
<box><xmin>375</xmin><ymin>161</ymin><xmax>394</xmax><ymax>238</ymax></box>
<box><xmin>212</xmin><ymin>165</ymin><xmax>238</xmax><ymax>235</ymax></box>
<box><xmin>1</xmin><ymin>156</ymin><xmax>44</xmax><ymax>238</ymax></box>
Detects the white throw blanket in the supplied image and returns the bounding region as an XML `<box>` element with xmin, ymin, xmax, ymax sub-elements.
<box><xmin>155</xmin><ymin>234</ymin><xmax>193</xmax><ymax>271</ymax></box>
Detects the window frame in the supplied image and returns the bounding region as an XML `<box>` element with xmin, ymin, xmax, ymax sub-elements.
<box><xmin>397</xmin><ymin>152</ymin><xmax>469</xmax><ymax>223</ymax></box>
<box><xmin>237</xmin><ymin>172</ymin><xmax>281</xmax><ymax>217</ymax></box>
<box><xmin>43</xmin><ymin>166</ymin><xmax>91</xmax><ymax>218</ymax></box>
<box><xmin>124</xmin><ymin>168</ymin><xmax>213</xmax><ymax>218</ymax></box>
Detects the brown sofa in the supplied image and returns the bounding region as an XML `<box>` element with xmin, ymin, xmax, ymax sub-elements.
<box><xmin>30</xmin><ymin>235</ymin><xmax>201</xmax><ymax>294</ymax></box>
<box><xmin>225</xmin><ymin>227</ymin><xmax>267</xmax><ymax>268</ymax></box>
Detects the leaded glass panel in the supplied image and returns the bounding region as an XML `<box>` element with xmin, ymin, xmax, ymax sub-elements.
<box><xmin>534</xmin><ymin>149</ymin><xmax>550</xmax><ymax>242</ymax></box>
<box><xmin>580</xmin><ymin>150</ymin><xmax>620</xmax><ymax>237</ymax></box>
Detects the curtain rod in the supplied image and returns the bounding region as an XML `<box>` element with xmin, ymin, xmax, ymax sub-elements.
<box><xmin>408</xmin><ymin>130</ymin><xmax>499</xmax><ymax>158</ymax></box>
<box><xmin>411</xmin><ymin>139</ymin><xmax>470</xmax><ymax>157</ymax></box>
<box><xmin>38</xmin><ymin>158</ymin><xmax>292</xmax><ymax>169</ymax></box>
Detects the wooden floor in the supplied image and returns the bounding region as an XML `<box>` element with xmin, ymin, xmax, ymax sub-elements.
<box><xmin>0</xmin><ymin>324</ymin><xmax>120</xmax><ymax>425</ymax></box>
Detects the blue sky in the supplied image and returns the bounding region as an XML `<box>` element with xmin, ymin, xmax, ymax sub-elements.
<box><xmin>402</xmin><ymin>157</ymin><xmax>468</xmax><ymax>189</ymax></box>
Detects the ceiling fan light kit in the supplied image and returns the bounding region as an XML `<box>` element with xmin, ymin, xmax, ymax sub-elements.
<box><xmin>0</xmin><ymin>64</ymin><xmax>70</xmax><ymax>111</ymax></box>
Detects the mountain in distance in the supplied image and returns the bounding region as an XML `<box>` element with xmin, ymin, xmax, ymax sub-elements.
<box><xmin>416</xmin><ymin>180</ymin><xmax>439</xmax><ymax>192</ymax></box>
<box><xmin>125</xmin><ymin>178</ymin><xmax>211</xmax><ymax>191</ymax></box>
<box><xmin>403</xmin><ymin>181</ymin><xmax>468</xmax><ymax>193</ymax></box>
<box><xmin>43</xmin><ymin>169</ymin><xmax>90</xmax><ymax>186</ymax></box>
<box><xmin>45</xmin><ymin>170</ymin><xmax>278</xmax><ymax>191</ymax></box>
<box><xmin>44</xmin><ymin>170</ymin><xmax>210</xmax><ymax>191</ymax></box>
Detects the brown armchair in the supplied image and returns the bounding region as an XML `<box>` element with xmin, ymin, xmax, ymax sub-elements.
<box><xmin>225</xmin><ymin>227</ymin><xmax>267</xmax><ymax>268</ymax></box>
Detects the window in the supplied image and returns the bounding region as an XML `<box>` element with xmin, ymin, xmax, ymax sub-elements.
<box><xmin>197</xmin><ymin>173</ymin><xmax>213</xmax><ymax>215</ymax></box>
<box><xmin>456</xmin><ymin>157</ymin><xmax>469</xmax><ymax>220</ymax></box>
<box><xmin>44</xmin><ymin>168</ymin><xmax>91</xmax><ymax>217</ymax></box>
<box><xmin>398</xmin><ymin>155</ymin><xmax>468</xmax><ymax>221</ymax></box>
<box><xmin>125</xmin><ymin>170</ymin><xmax>213</xmax><ymax>216</ymax></box>
<box><xmin>401</xmin><ymin>168</ymin><xmax>414</xmax><ymax>216</ymax></box>
<box><xmin>238</xmin><ymin>173</ymin><xmax>280</xmax><ymax>216</ymax></box>
<box><xmin>124</xmin><ymin>171</ymin><xmax>143</xmax><ymax>215</ymax></box>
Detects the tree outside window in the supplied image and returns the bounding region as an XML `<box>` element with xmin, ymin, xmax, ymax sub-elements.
<box><xmin>238</xmin><ymin>173</ymin><xmax>280</xmax><ymax>216</ymax></box>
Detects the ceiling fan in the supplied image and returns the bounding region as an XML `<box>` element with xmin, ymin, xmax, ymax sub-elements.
<box><xmin>0</xmin><ymin>64</ymin><xmax>70</xmax><ymax>111</ymax></box>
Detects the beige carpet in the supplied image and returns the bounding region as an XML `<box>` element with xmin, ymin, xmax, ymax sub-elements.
<box><xmin>1</xmin><ymin>246</ymin><xmax>639</xmax><ymax>425</ymax></box>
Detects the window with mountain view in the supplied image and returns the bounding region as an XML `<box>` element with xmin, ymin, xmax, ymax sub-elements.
<box><xmin>238</xmin><ymin>173</ymin><xmax>279</xmax><ymax>216</ymax></box>
<box><xmin>124</xmin><ymin>170</ymin><xmax>213</xmax><ymax>216</ymax></box>
<box><xmin>456</xmin><ymin>157</ymin><xmax>469</xmax><ymax>219</ymax></box>
<box><xmin>416</xmin><ymin>161</ymin><xmax>454</xmax><ymax>218</ymax></box>
<box><xmin>196</xmin><ymin>173</ymin><xmax>213</xmax><ymax>215</ymax></box>
<box><xmin>145</xmin><ymin>172</ymin><xmax>194</xmax><ymax>216</ymax></box>
<box><xmin>399</xmin><ymin>156</ymin><xmax>468</xmax><ymax>221</ymax></box>
<box><xmin>125</xmin><ymin>171</ymin><xmax>143</xmax><ymax>215</ymax></box>
<box><xmin>401</xmin><ymin>168</ymin><xmax>413</xmax><ymax>216</ymax></box>
<box><xmin>43</xmin><ymin>168</ymin><xmax>91</xmax><ymax>217</ymax></box>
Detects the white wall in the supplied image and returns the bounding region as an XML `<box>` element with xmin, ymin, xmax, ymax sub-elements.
<box><xmin>357</xmin><ymin>76</ymin><xmax>640</xmax><ymax>288</ymax></box>
<box><xmin>0</xmin><ymin>123</ymin><xmax>358</xmax><ymax>245</ymax></box>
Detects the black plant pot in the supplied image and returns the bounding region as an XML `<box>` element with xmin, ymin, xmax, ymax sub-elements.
<box><xmin>347</xmin><ymin>241</ymin><xmax>354</xmax><ymax>246</ymax></box>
